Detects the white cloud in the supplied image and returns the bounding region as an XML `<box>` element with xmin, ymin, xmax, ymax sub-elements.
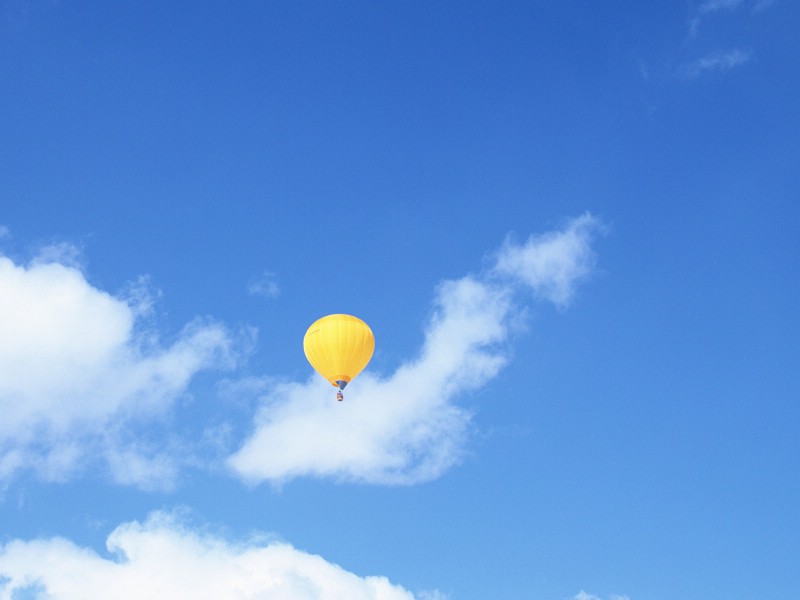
<box><xmin>753</xmin><ymin>0</ymin><xmax>778</xmax><ymax>11</ymax></box>
<box><xmin>679</xmin><ymin>48</ymin><xmax>753</xmax><ymax>77</ymax></box>
<box><xmin>416</xmin><ymin>591</ymin><xmax>449</xmax><ymax>600</ymax></box>
<box><xmin>0</xmin><ymin>250</ymin><xmax>243</xmax><ymax>489</ymax></box>
<box><xmin>493</xmin><ymin>213</ymin><xmax>600</xmax><ymax>308</ymax></box>
<box><xmin>572</xmin><ymin>592</ymin><xmax>629</xmax><ymax>600</ymax></box>
<box><xmin>697</xmin><ymin>0</ymin><xmax>746</xmax><ymax>14</ymax></box>
<box><xmin>248</xmin><ymin>271</ymin><xmax>280</xmax><ymax>299</ymax></box>
<box><xmin>30</xmin><ymin>241</ymin><xmax>85</xmax><ymax>269</ymax></box>
<box><xmin>228</xmin><ymin>214</ymin><xmax>602</xmax><ymax>486</ymax></box>
<box><xmin>687</xmin><ymin>0</ymin><xmax>768</xmax><ymax>39</ymax></box>
<box><xmin>0</xmin><ymin>512</ymin><xmax>417</xmax><ymax>600</ymax></box>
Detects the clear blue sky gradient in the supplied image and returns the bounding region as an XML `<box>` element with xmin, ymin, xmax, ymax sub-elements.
<box><xmin>1</xmin><ymin>1</ymin><xmax>799</xmax><ymax>599</ymax></box>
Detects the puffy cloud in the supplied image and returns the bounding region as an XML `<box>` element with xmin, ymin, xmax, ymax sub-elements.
<box><xmin>0</xmin><ymin>215</ymin><xmax>600</xmax><ymax>489</ymax></box>
<box><xmin>228</xmin><ymin>214</ymin><xmax>602</xmax><ymax>485</ymax></box>
<box><xmin>0</xmin><ymin>512</ymin><xmax>416</xmax><ymax>600</ymax></box>
<box><xmin>493</xmin><ymin>213</ymin><xmax>600</xmax><ymax>307</ymax></box>
<box><xmin>0</xmin><ymin>251</ymin><xmax>242</xmax><ymax>488</ymax></box>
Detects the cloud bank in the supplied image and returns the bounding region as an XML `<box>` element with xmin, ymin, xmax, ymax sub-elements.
<box><xmin>0</xmin><ymin>252</ymin><xmax>242</xmax><ymax>489</ymax></box>
<box><xmin>0</xmin><ymin>512</ymin><xmax>417</xmax><ymax>600</ymax></box>
<box><xmin>0</xmin><ymin>215</ymin><xmax>601</xmax><ymax>489</ymax></box>
<box><xmin>228</xmin><ymin>214</ymin><xmax>601</xmax><ymax>486</ymax></box>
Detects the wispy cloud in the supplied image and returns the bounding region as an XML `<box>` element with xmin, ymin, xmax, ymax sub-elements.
<box><xmin>698</xmin><ymin>0</ymin><xmax>747</xmax><ymax>15</ymax></box>
<box><xmin>228</xmin><ymin>214</ymin><xmax>602</xmax><ymax>486</ymax></box>
<box><xmin>247</xmin><ymin>271</ymin><xmax>280</xmax><ymax>299</ymax></box>
<box><xmin>679</xmin><ymin>48</ymin><xmax>753</xmax><ymax>77</ymax></box>
<box><xmin>753</xmin><ymin>0</ymin><xmax>778</xmax><ymax>11</ymax></box>
<box><xmin>689</xmin><ymin>0</ymin><xmax>778</xmax><ymax>36</ymax></box>
<box><xmin>572</xmin><ymin>592</ymin><xmax>630</xmax><ymax>600</ymax></box>
<box><xmin>0</xmin><ymin>249</ymin><xmax>246</xmax><ymax>489</ymax></box>
<box><xmin>416</xmin><ymin>591</ymin><xmax>450</xmax><ymax>600</ymax></box>
<box><xmin>691</xmin><ymin>0</ymin><xmax>747</xmax><ymax>35</ymax></box>
<box><xmin>0</xmin><ymin>511</ymin><xmax>417</xmax><ymax>599</ymax></box>
<box><xmin>697</xmin><ymin>0</ymin><xmax>778</xmax><ymax>12</ymax></box>
<box><xmin>493</xmin><ymin>214</ymin><xmax>600</xmax><ymax>308</ymax></box>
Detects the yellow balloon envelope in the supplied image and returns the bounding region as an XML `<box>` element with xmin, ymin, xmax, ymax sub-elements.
<box><xmin>303</xmin><ymin>314</ymin><xmax>374</xmax><ymax>399</ymax></box>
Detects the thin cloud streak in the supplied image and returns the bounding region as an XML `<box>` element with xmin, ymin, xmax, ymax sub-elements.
<box><xmin>688</xmin><ymin>0</ymin><xmax>778</xmax><ymax>38</ymax></box>
<box><xmin>228</xmin><ymin>214</ymin><xmax>602</xmax><ymax>486</ymax></box>
<box><xmin>753</xmin><ymin>0</ymin><xmax>778</xmax><ymax>11</ymax></box>
<box><xmin>572</xmin><ymin>593</ymin><xmax>630</xmax><ymax>600</ymax></box>
<box><xmin>679</xmin><ymin>49</ymin><xmax>753</xmax><ymax>77</ymax></box>
<box><xmin>698</xmin><ymin>0</ymin><xmax>746</xmax><ymax>14</ymax></box>
<box><xmin>687</xmin><ymin>0</ymin><xmax>765</xmax><ymax>40</ymax></box>
<box><xmin>697</xmin><ymin>0</ymin><xmax>778</xmax><ymax>12</ymax></box>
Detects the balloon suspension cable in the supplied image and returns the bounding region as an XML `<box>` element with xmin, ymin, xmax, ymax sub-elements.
<box><xmin>335</xmin><ymin>379</ymin><xmax>347</xmax><ymax>402</ymax></box>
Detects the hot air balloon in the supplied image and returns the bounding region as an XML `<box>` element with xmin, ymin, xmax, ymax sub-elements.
<box><xmin>303</xmin><ymin>314</ymin><xmax>374</xmax><ymax>401</ymax></box>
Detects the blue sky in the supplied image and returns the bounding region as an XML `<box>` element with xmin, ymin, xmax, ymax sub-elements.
<box><xmin>0</xmin><ymin>1</ymin><xmax>798</xmax><ymax>598</ymax></box>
